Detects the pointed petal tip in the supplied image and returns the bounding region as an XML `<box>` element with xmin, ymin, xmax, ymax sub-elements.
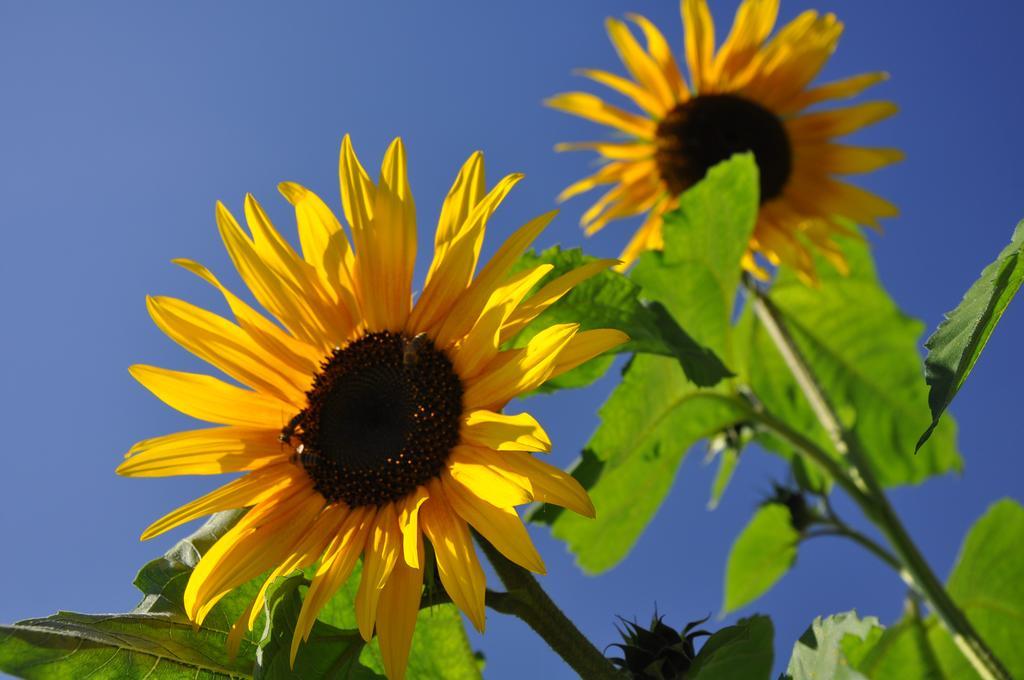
<box><xmin>277</xmin><ymin>181</ymin><xmax>305</xmax><ymax>204</ymax></box>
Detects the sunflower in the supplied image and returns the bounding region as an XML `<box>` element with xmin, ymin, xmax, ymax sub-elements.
<box><xmin>118</xmin><ymin>135</ymin><xmax>627</xmax><ymax>679</ymax></box>
<box><xmin>548</xmin><ymin>0</ymin><xmax>903</xmax><ymax>281</ymax></box>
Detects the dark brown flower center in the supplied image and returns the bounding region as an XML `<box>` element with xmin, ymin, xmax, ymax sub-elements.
<box><xmin>654</xmin><ymin>94</ymin><xmax>791</xmax><ymax>202</ymax></box>
<box><xmin>283</xmin><ymin>331</ymin><xmax>463</xmax><ymax>507</ymax></box>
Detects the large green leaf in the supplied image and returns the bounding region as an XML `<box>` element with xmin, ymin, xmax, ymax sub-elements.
<box><xmin>631</xmin><ymin>153</ymin><xmax>760</xmax><ymax>362</ymax></box>
<box><xmin>0</xmin><ymin>512</ymin><xmax>259</xmax><ymax>680</ymax></box>
<box><xmin>918</xmin><ymin>221</ymin><xmax>1024</xmax><ymax>449</ymax></box>
<box><xmin>846</xmin><ymin>500</ymin><xmax>1024</xmax><ymax>680</ymax></box>
<box><xmin>737</xmin><ymin>235</ymin><xmax>963</xmax><ymax>487</ymax></box>
<box><xmin>723</xmin><ymin>504</ymin><xmax>800</xmax><ymax>613</ymax></box>
<box><xmin>689</xmin><ymin>615</ymin><xmax>773</xmax><ymax>680</ymax></box>
<box><xmin>784</xmin><ymin>611</ymin><xmax>883</xmax><ymax>680</ymax></box>
<box><xmin>255</xmin><ymin>574</ymin><xmax>381</xmax><ymax>680</ymax></box>
<box><xmin>937</xmin><ymin>499</ymin><xmax>1024</xmax><ymax>678</ymax></box>
<box><xmin>542</xmin><ymin>354</ymin><xmax>748</xmax><ymax>573</ymax></box>
<box><xmin>0</xmin><ymin>611</ymin><xmax>253</xmax><ymax>680</ymax></box>
<box><xmin>539</xmin><ymin>155</ymin><xmax>760</xmax><ymax>573</ymax></box>
<box><xmin>512</xmin><ymin>246</ymin><xmax>731</xmax><ymax>390</ymax></box>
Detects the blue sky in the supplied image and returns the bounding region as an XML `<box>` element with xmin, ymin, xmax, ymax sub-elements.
<box><xmin>1</xmin><ymin>2</ymin><xmax>1022</xmax><ymax>677</ymax></box>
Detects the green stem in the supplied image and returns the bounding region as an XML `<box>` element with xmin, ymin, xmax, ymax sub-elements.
<box><xmin>743</xmin><ymin>276</ymin><xmax>1011</xmax><ymax>680</ymax></box>
<box><xmin>475</xmin><ymin>536</ymin><xmax>622</xmax><ymax>680</ymax></box>
<box><xmin>804</xmin><ymin>527</ymin><xmax>902</xmax><ymax>573</ymax></box>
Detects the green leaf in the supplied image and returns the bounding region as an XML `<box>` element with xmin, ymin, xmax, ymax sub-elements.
<box><xmin>632</xmin><ymin>152</ymin><xmax>760</xmax><ymax>362</ymax></box>
<box><xmin>540</xmin><ymin>155</ymin><xmax>759</xmax><ymax>573</ymax></box>
<box><xmin>544</xmin><ymin>354</ymin><xmax>748</xmax><ymax>573</ymax></box>
<box><xmin>0</xmin><ymin>511</ymin><xmax>263</xmax><ymax>679</ymax></box>
<box><xmin>254</xmin><ymin>574</ymin><xmax>381</xmax><ymax>680</ymax></box>
<box><xmin>689</xmin><ymin>615</ymin><xmax>773</xmax><ymax>680</ymax></box>
<box><xmin>723</xmin><ymin>504</ymin><xmax>800</xmax><ymax>613</ymax></box>
<box><xmin>851</xmin><ymin>604</ymin><xmax>946</xmax><ymax>680</ymax></box>
<box><xmin>784</xmin><ymin>611</ymin><xmax>883</xmax><ymax>680</ymax></box>
<box><xmin>512</xmin><ymin>246</ymin><xmax>731</xmax><ymax>389</ymax></box>
<box><xmin>0</xmin><ymin>611</ymin><xmax>254</xmax><ymax>680</ymax></box>
<box><xmin>934</xmin><ymin>499</ymin><xmax>1024</xmax><ymax>678</ymax></box>
<box><xmin>737</xmin><ymin>234</ymin><xmax>963</xmax><ymax>487</ymax></box>
<box><xmin>707</xmin><ymin>444</ymin><xmax>740</xmax><ymax>510</ymax></box>
<box><xmin>918</xmin><ymin>221</ymin><xmax>1024</xmax><ymax>450</ymax></box>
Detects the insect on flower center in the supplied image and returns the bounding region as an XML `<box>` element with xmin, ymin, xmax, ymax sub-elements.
<box><xmin>654</xmin><ymin>94</ymin><xmax>792</xmax><ymax>202</ymax></box>
<box><xmin>284</xmin><ymin>331</ymin><xmax>463</xmax><ymax>507</ymax></box>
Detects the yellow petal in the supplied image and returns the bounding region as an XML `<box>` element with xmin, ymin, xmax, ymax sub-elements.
<box><xmin>130</xmin><ymin>364</ymin><xmax>290</xmax><ymax>429</ymax></box>
<box><xmin>216</xmin><ymin>202</ymin><xmax>333</xmax><ymax>350</ymax></box>
<box><xmin>793</xmin><ymin>144</ymin><xmax>904</xmax><ymax>175</ymax></box>
<box><xmin>784</xmin><ymin>72</ymin><xmax>889</xmax><ymax>114</ymax></box>
<box><xmin>446</xmin><ymin>450</ymin><xmax>533</xmax><ymax>508</ymax></box>
<box><xmin>184</xmin><ymin>488</ymin><xmax>323</xmax><ymax>625</ymax></box>
<box><xmin>714</xmin><ymin>0</ymin><xmax>778</xmax><ymax>80</ymax></box>
<box><xmin>576</xmin><ymin>68</ymin><xmax>665</xmax><ymax>117</ymax></box>
<box><xmin>146</xmin><ymin>295</ymin><xmax>307</xmax><ymax>407</ymax></box>
<box><xmin>410</xmin><ymin>173</ymin><xmax>524</xmax><ymax>334</ymax></box>
<box><xmin>118</xmin><ymin>426</ymin><xmax>282</xmax><ymax>477</ymax></box>
<box><xmin>682</xmin><ymin>0</ymin><xmax>716</xmax><ymax>92</ymax></box>
<box><xmin>547</xmin><ymin>329</ymin><xmax>630</xmax><ymax>383</ymax></box>
<box><xmin>465</xmin><ymin>447</ymin><xmax>595</xmax><ymax>519</ymax></box>
<box><xmin>463</xmin><ymin>323</ymin><xmax>579</xmax><ymax>410</ymax></box>
<box><xmin>173</xmin><ymin>259</ymin><xmax>322</xmax><ymax>377</ymax></box>
<box><xmin>501</xmin><ymin>453</ymin><xmax>595</xmax><ymax>519</ymax></box>
<box><xmin>434</xmin><ymin>211</ymin><xmax>557</xmax><ymax>348</ymax></box>
<box><xmin>625</xmin><ymin>13</ymin><xmax>689</xmax><ymax>99</ymax></box>
<box><xmin>786</xmin><ymin>101</ymin><xmax>899</xmax><ymax>142</ymax></box>
<box><xmin>461</xmin><ymin>410</ymin><xmax>551</xmax><ymax>453</ymax></box>
<box><xmin>419</xmin><ymin>482</ymin><xmax>486</xmax><ymax>632</ymax></box>
<box><xmin>244</xmin><ymin>503</ymin><xmax>348</xmax><ymax>632</ymax></box>
<box><xmin>554</xmin><ymin>140</ymin><xmax>654</xmax><ymax>160</ymax></box>
<box><xmin>500</xmin><ymin>259</ymin><xmax>618</xmax><ymax>342</ymax></box>
<box><xmin>443</xmin><ymin>475</ymin><xmax>545</xmax><ymax>574</ymax></box>
<box><xmin>277</xmin><ymin>181</ymin><xmax>359</xmax><ymax>318</ymax></box>
<box><xmin>376</xmin><ymin>558</ymin><xmax>425</xmax><ymax>680</ymax></box>
<box><xmin>557</xmin><ymin>162</ymin><xmax>632</xmax><ymax>203</ymax></box>
<box><xmin>359</xmin><ymin>137</ymin><xmax>416</xmax><ymax>331</ymax></box>
<box><xmin>243</xmin><ymin>194</ymin><xmax>350</xmax><ymax>340</ymax></box>
<box><xmin>398</xmin><ymin>486</ymin><xmax>429</xmax><ymax>569</ymax></box>
<box><xmin>455</xmin><ymin>264</ymin><xmax>554</xmax><ymax>379</ymax></box>
<box><xmin>434</xmin><ymin>151</ymin><xmax>486</xmax><ymax>269</ymax></box>
<box><xmin>139</xmin><ymin>464</ymin><xmax>297</xmax><ymax>540</ymax></box>
<box><xmin>291</xmin><ymin>507</ymin><xmax>373</xmax><ymax>664</ymax></box>
<box><xmin>605</xmin><ymin>18</ymin><xmax>675</xmax><ymax>109</ymax></box>
<box><xmin>338</xmin><ymin>134</ymin><xmax>376</xmax><ymax>235</ymax></box>
<box><xmin>545</xmin><ymin>92</ymin><xmax>656</xmax><ymax>138</ymax></box>
<box><xmin>355</xmin><ymin>504</ymin><xmax>401</xmax><ymax>641</ymax></box>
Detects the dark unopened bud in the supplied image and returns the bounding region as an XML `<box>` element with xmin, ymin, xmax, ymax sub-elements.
<box><xmin>609</xmin><ymin>613</ymin><xmax>711</xmax><ymax>679</ymax></box>
<box><xmin>762</xmin><ymin>482</ymin><xmax>820</xmax><ymax>533</ymax></box>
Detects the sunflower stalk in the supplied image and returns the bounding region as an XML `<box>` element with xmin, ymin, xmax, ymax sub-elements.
<box><xmin>476</xmin><ymin>535</ymin><xmax>623</xmax><ymax>679</ymax></box>
<box><xmin>742</xmin><ymin>275</ymin><xmax>1012</xmax><ymax>680</ymax></box>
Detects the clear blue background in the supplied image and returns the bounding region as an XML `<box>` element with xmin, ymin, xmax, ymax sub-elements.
<box><xmin>1</xmin><ymin>1</ymin><xmax>1021</xmax><ymax>677</ymax></box>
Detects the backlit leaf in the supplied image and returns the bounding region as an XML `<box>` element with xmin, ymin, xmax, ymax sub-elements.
<box><xmin>736</xmin><ymin>235</ymin><xmax>962</xmax><ymax>487</ymax></box>
<box><xmin>723</xmin><ymin>504</ymin><xmax>800</xmax><ymax>613</ymax></box>
<box><xmin>543</xmin><ymin>354</ymin><xmax>748</xmax><ymax>573</ymax></box>
<box><xmin>784</xmin><ymin>611</ymin><xmax>883</xmax><ymax>680</ymax></box>
<box><xmin>918</xmin><ymin>221</ymin><xmax>1024</xmax><ymax>449</ymax></box>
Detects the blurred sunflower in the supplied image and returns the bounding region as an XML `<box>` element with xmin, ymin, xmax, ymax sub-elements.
<box><xmin>118</xmin><ymin>135</ymin><xmax>626</xmax><ymax>679</ymax></box>
<box><xmin>548</xmin><ymin>0</ymin><xmax>903</xmax><ymax>281</ymax></box>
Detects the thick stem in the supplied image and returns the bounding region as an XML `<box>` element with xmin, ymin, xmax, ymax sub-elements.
<box><xmin>743</xmin><ymin>276</ymin><xmax>1011</xmax><ymax>680</ymax></box>
<box><xmin>476</xmin><ymin>536</ymin><xmax>622</xmax><ymax>680</ymax></box>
